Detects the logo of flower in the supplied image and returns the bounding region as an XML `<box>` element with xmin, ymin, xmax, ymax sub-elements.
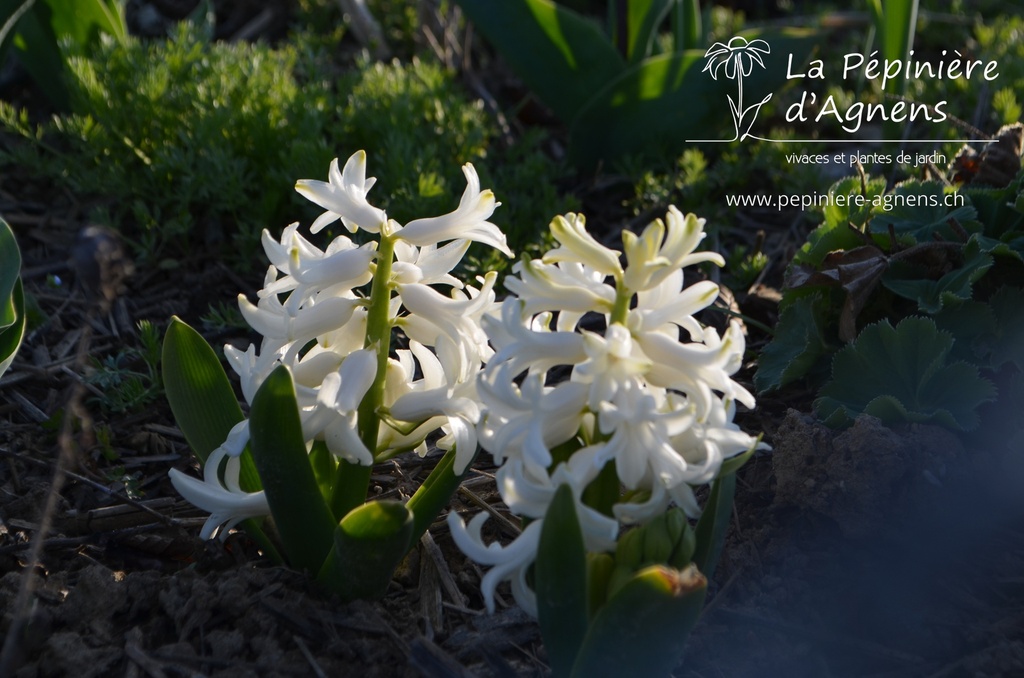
<box><xmin>702</xmin><ymin>36</ymin><xmax>773</xmax><ymax>141</ymax></box>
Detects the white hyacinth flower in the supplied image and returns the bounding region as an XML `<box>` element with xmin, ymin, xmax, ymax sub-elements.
<box><xmin>397</xmin><ymin>163</ymin><xmax>512</xmax><ymax>256</ymax></box>
<box><xmin>168</xmin><ymin>422</ymin><xmax>268</xmax><ymax>540</ymax></box>
<box><xmin>452</xmin><ymin>207</ymin><xmax>766</xmax><ymax>617</ymax></box>
<box><xmin>174</xmin><ymin>150</ymin><xmax>512</xmax><ymax>539</ymax></box>
<box><xmin>448</xmin><ymin>447</ymin><xmax>618</xmax><ymax>615</ymax></box>
<box><xmin>294</xmin><ymin>150</ymin><xmax>388</xmax><ymax>234</ymax></box>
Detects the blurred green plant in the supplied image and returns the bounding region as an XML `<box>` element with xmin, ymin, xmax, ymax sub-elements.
<box><xmin>85</xmin><ymin>319</ymin><xmax>163</xmax><ymax>413</ymax></box>
<box><xmin>0</xmin><ymin>21</ymin><xmax>336</xmax><ymax>267</ymax></box>
<box><xmin>0</xmin><ymin>27</ymin><xmax>570</xmax><ymax>270</ymax></box>
<box><xmin>200</xmin><ymin>300</ymin><xmax>247</xmax><ymax>334</ymax></box>
<box><xmin>755</xmin><ymin>164</ymin><xmax>1024</xmax><ymax>434</ymax></box>
<box><xmin>336</xmin><ymin>57</ymin><xmax>574</xmax><ymax>269</ymax></box>
<box><xmin>0</xmin><ymin>0</ymin><xmax>127</xmax><ymax>109</ymax></box>
<box><xmin>456</xmin><ymin>0</ymin><xmax>817</xmax><ymax>168</ymax></box>
<box><xmin>0</xmin><ymin>218</ymin><xmax>25</xmax><ymax>379</ymax></box>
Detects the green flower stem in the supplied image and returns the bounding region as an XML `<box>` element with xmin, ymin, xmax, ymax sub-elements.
<box><xmin>610</xmin><ymin>286</ymin><xmax>631</xmax><ymax>326</ymax></box>
<box><xmin>329</xmin><ymin>232</ymin><xmax>397</xmax><ymax>518</ymax></box>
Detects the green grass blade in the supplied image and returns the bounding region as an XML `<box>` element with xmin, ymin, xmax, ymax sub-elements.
<box><xmin>249</xmin><ymin>365</ymin><xmax>336</xmax><ymax>573</ymax></box>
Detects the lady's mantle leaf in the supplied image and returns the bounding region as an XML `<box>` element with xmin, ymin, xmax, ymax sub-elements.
<box><xmin>754</xmin><ymin>293</ymin><xmax>834</xmax><ymax>393</ymax></box>
<box><xmin>882</xmin><ymin>237</ymin><xmax>993</xmax><ymax>314</ymax></box>
<box><xmin>869</xmin><ymin>180</ymin><xmax>978</xmax><ymax>242</ymax></box>
<box><xmin>814</xmin><ymin>317</ymin><xmax>996</xmax><ymax>431</ymax></box>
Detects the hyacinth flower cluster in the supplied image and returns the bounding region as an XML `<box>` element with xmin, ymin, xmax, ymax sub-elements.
<box><xmin>448</xmin><ymin>208</ymin><xmax>767</xmax><ymax>618</ymax></box>
<box><xmin>165</xmin><ymin>151</ymin><xmax>510</xmax><ymax>596</ymax></box>
<box><xmin>163</xmin><ymin>148</ymin><xmax>765</xmax><ymax>673</ymax></box>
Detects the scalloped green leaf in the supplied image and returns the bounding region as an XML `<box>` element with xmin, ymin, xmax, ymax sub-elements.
<box><xmin>933</xmin><ymin>300</ymin><xmax>997</xmax><ymax>364</ymax></box>
<box><xmin>822</xmin><ymin>175</ymin><xmax>889</xmax><ymax>230</ymax></box>
<box><xmin>960</xmin><ymin>170</ymin><xmax>1024</xmax><ymax>240</ymax></box>
<box><xmin>754</xmin><ymin>292</ymin><xmax>834</xmax><ymax>393</ymax></box>
<box><xmin>984</xmin><ymin>286</ymin><xmax>1024</xmax><ymax>371</ymax></box>
<box><xmin>793</xmin><ymin>175</ymin><xmax>888</xmax><ymax>268</ymax></box>
<box><xmin>869</xmin><ymin>180</ymin><xmax>978</xmax><ymax>242</ymax></box>
<box><xmin>814</xmin><ymin>317</ymin><xmax>996</xmax><ymax>431</ymax></box>
<box><xmin>881</xmin><ymin>237</ymin><xmax>993</xmax><ymax>314</ymax></box>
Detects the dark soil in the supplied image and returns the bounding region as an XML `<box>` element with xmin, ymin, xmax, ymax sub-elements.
<box><xmin>3</xmin><ymin>2</ymin><xmax>1024</xmax><ymax>677</ymax></box>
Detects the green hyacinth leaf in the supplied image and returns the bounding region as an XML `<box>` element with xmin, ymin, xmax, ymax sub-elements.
<box><xmin>0</xmin><ymin>218</ymin><xmax>20</xmax><ymax>330</ymax></box>
<box><xmin>161</xmin><ymin>317</ymin><xmax>260</xmax><ymax>491</ymax></box>
<box><xmin>456</xmin><ymin>0</ymin><xmax>624</xmax><ymax>124</ymax></box>
<box><xmin>319</xmin><ymin>500</ymin><xmax>414</xmax><ymax>601</ymax></box>
<box><xmin>692</xmin><ymin>470</ymin><xmax>736</xmax><ymax>582</ymax></box>
<box><xmin>249</xmin><ymin>365</ymin><xmax>336</xmax><ymax>573</ymax></box>
<box><xmin>0</xmin><ymin>219</ymin><xmax>24</xmax><ymax>379</ymax></box>
<box><xmin>536</xmin><ymin>483</ymin><xmax>588</xmax><ymax>678</ymax></box>
<box><xmin>586</xmin><ymin>552</ymin><xmax>615</xmax><ymax>619</ymax></box>
<box><xmin>0</xmin><ymin>0</ymin><xmax>70</xmax><ymax>109</ymax></box>
<box><xmin>570</xmin><ymin>564</ymin><xmax>707</xmax><ymax>678</ymax></box>
<box><xmin>0</xmin><ymin>279</ymin><xmax>25</xmax><ymax>379</ymax></box>
<box><xmin>568</xmin><ymin>28</ymin><xmax>818</xmax><ymax>169</ymax></box>
<box><xmin>618</xmin><ymin>0</ymin><xmax>673</xmax><ymax>65</ymax></box>
<box><xmin>45</xmin><ymin>0</ymin><xmax>127</xmax><ymax>48</ymax></box>
<box><xmin>308</xmin><ymin>440</ymin><xmax>338</xmax><ymax>506</ymax></box>
<box><xmin>405</xmin><ymin>445</ymin><xmax>476</xmax><ymax>548</ymax></box>
<box><xmin>814</xmin><ymin>317</ymin><xmax>997</xmax><ymax>431</ymax></box>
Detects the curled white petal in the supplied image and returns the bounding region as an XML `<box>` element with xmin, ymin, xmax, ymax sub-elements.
<box><xmin>169</xmin><ymin>468</ymin><xmax>269</xmax><ymax>540</ymax></box>
<box><xmin>295</xmin><ymin>151</ymin><xmax>387</xmax><ymax>234</ymax></box>
<box><xmin>398</xmin><ymin>163</ymin><xmax>512</xmax><ymax>256</ymax></box>
<box><xmin>447</xmin><ymin>513</ymin><xmax>542</xmax><ymax>615</ymax></box>
<box><xmin>545</xmin><ymin>213</ymin><xmax>622</xmax><ymax>277</ymax></box>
